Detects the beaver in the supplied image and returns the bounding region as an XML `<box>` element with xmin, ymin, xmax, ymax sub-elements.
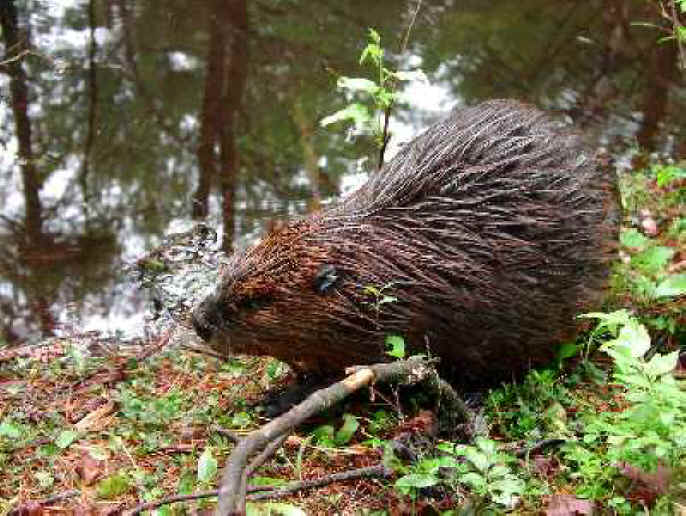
<box><xmin>192</xmin><ymin>100</ymin><xmax>618</xmax><ymax>388</ymax></box>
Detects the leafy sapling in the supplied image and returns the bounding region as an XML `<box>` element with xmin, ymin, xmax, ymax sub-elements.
<box><xmin>320</xmin><ymin>28</ymin><xmax>427</xmax><ymax>167</ymax></box>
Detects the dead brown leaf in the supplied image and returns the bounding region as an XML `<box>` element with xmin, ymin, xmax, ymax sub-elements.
<box><xmin>546</xmin><ymin>494</ymin><xmax>595</xmax><ymax>515</ymax></box>
<box><xmin>77</xmin><ymin>451</ymin><xmax>103</xmax><ymax>486</ymax></box>
<box><xmin>74</xmin><ymin>400</ymin><xmax>116</xmax><ymax>432</ymax></box>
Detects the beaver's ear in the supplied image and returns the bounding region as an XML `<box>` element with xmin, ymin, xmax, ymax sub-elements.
<box><xmin>313</xmin><ymin>264</ymin><xmax>340</xmax><ymax>294</ymax></box>
<box><xmin>264</xmin><ymin>218</ymin><xmax>287</xmax><ymax>235</ymax></box>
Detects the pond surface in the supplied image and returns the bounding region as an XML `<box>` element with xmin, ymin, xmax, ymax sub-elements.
<box><xmin>1</xmin><ymin>0</ymin><xmax>684</xmax><ymax>344</ymax></box>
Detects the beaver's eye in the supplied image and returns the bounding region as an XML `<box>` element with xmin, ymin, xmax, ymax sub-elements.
<box><xmin>313</xmin><ymin>264</ymin><xmax>340</xmax><ymax>294</ymax></box>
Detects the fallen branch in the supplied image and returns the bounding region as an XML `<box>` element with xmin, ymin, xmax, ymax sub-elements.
<box><xmin>218</xmin><ymin>356</ymin><xmax>438</xmax><ymax>515</ymax></box>
<box><xmin>70</xmin><ymin>329</ymin><xmax>171</xmax><ymax>391</ymax></box>
<box><xmin>212</xmin><ymin>425</ymin><xmax>242</xmax><ymax>443</ymax></box>
<box><xmin>125</xmin><ymin>490</ymin><xmax>218</xmax><ymax>516</ymax></box>
<box><xmin>514</xmin><ymin>438</ymin><xmax>566</xmax><ymax>458</ymax></box>
<box><xmin>247</xmin><ymin>463</ymin><xmax>393</xmax><ymax>501</ymax></box>
<box><xmin>8</xmin><ymin>489</ymin><xmax>80</xmax><ymax>516</ymax></box>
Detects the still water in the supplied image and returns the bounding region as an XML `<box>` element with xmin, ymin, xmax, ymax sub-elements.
<box><xmin>1</xmin><ymin>0</ymin><xmax>684</xmax><ymax>344</ymax></box>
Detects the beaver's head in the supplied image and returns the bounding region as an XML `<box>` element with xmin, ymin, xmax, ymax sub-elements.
<box><xmin>190</xmin><ymin>219</ymin><xmax>373</xmax><ymax>373</ymax></box>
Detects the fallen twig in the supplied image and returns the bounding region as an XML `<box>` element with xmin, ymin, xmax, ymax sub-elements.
<box><xmin>247</xmin><ymin>463</ymin><xmax>393</xmax><ymax>501</ymax></box>
<box><xmin>212</xmin><ymin>425</ymin><xmax>242</xmax><ymax>443</ymax></box>
<box><xmin>8</xmin><ymin>489</ymin><xmax>80</xmax><ymax>516</ymax></box>
<box><xmin>514</xmin><ymin>438</ymin><xmax>566</xmax><ymax>458</ymax></box>
<box><xmin>125</xmin><ymin>490</ymin><xmax>218</xmax><ymax>516</ymax></box>
<box><xmin>245</xmin><ymin>433</ymin><xmax>289</xmax><ymax>478</ymax></box>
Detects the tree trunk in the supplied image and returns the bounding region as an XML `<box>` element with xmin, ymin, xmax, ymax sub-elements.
<box><xmin>80</xmin><ymin>0</ymin><xmax>98</xmax><ymax>222</ymax></box>
<box><xmin>193</xmin><ymin>0</ymin><xmax>248</xmax><ymax>254</ymax></box>
<box><xmin>193</xmin><ymin>2</ymin><xmax>224</xmax><ymax>219</ymax></box>
<box><xmin>218</xmin><ymin>0</ymin><xmax>248</xmax><ymax>253</ymax></box>
<box><xmin>0</xmin><ymin>0</ymin><xmax>43</xmax><ymax>245</ymax></box>
<box><xmin>292</xmin><ymin>100</ymin><xmax>321</xmax><ymax>211</ymax></box>
<box><xmin>636</xmin><ymin>42</ymin><xmax>678</xmax><ymax>151</ymax></box>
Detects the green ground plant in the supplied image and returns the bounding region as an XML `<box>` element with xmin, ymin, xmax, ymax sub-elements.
<box><xmin>394</xmin><ymin>436</ymin><xmax>524</xmax><ymax>510</ymax></box>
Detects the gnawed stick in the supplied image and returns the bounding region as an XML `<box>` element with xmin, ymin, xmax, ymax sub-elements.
<box><xmin>218</xmin><ymin>356</ymin><xmax>438</xmax><ymax>515</ymax></box>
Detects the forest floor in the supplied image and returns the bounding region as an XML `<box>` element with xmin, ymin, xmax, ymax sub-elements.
<box><xmin>1</xmin><ymin>160</ymin><xmax>684</xmax><ymax>515</ymax></box>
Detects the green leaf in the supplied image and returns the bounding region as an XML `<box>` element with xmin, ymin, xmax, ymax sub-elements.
<box><xmin>631</xmin><ymin>246</ymin><xmax>675</xmax><ymax>275</ymax></box>
<box><xmin>197</xmin><ymin>447</ymin><xmax>218</xmax><ymax>483</ymax></box>
<box><xmin>334</xmin><ymin>414</ymin><xmax>359</xmax><ymax>446</ymax></box>
<box><xmin>319</xmin><ymin>103</ymin><xmax>372</xmax><ymax>129</ymax></box>
<box><xmin>97</xmin><ymin>473</ymin><xmax>131</xmax><ymax>499</ymax></box>
<box><xmin>459</xmin><ymin>471</ymin><xmax>487</xmax><ymax>490</ymax></box>
<box><xmin>367</xmin><ymin>28</ymin><xmax>381</xmax><ymax>45</ymax></box>
<box><xmin>655</xmin><ymin>274</ymin><xmax>686</xmax><ymax>298</ymax></box>
<box><xmin>246</xmin><ymin>502</ymin><xmax>306</xmax><ymax>516</ymax></box>
<box><xmin>432</xmin><ymin>455</ymin><xmax>461</xmax><ymax>469</ymax></box>
<box><xmin>359</xmin><ymin>44</ymin><xmax>382</xmax><ymax>66</ymax></box>
<box><xmin>336</xmin><ymin>77</ymin><xmax>378</xmax><ymax>94</ymax></box>
<box><xmin>620</xmin><ymin>228</ymin><xmax>650</xmax><ymax>249</ymax></box>
<box><xmin>231</xmin><ymin>411</ymin><xmax>252</xmax><ymax>428</ymax></box>
<box><xmin>393</xmin><ymin>70</ymin><xmax>429</xmax><ymax>83</ymax></box>
<box><xmin>55</xmin><ymin>430</ymin><xmax>78</xmax><ymax>449</ymax></box>
<box><xmin>489</xmin><ymin>465</ymin><xmax>511</xmax><ymax>477</ymax></box>
<box><xmin>651</xmin><ymin>164</ymin><xmax>686</xmax><ymax>187</ymax></box>
<box><xmin>385</xmin><ymin>335</ymin><xmax>405</xmax><ymax>358</ymax></box>
<box><xmin>659</xmin><ymin>411</ymin><xmax>675</xmax><ymax>426</ymax></box>
<box><xmin>87</xmin><ymin>446</ymin><xmax>109</xmax><ymax>461</ymax></box>
<box><xmin>474</xmin><ymin>436</ymin><xmax>497</xmax><ymax>455</ymax></box>
<box><xmin>312</xmin><ymin>424</ymin><xmax>335</xmax><ymax>447</ymax></box>
<box><xmin>362</xmin><ymin>285</ymin><xmax>380</xmax><ymax>296</ymax></box>
<box><xmin>491</xmin><ymin>476</ymin><xmax>524</xmax><ymax>494</ymax></box>
<box><xmin>645</xmin><ymin>351</ymin><xmax>679</xmax><ymax>377</ymax></box>
<box><xmin>395</xmin><ymin>473</ymin><xmax>439</xmax><ymax>490</ymax></box>
<box><xmin>382</xmin><ymin>441</ymin><xmax>405</xmax><ymax>473</ymax></box>
<box><xmin>177</xmin><ymin>471</ymin><xmax>195</xmax><ymax>495</ymax></box>
<box><xmin>463</xmin><ymin>448</ymin><xmax>490</xmax><ymax>473</ymax></box>
<box><xmin>579</xmin><ymin>309</ymin><xmax>633</xmax><ymax>334</ymax></box>
<box><xmin>601</xmin><ymin>319</ymin><xmax>651</xmax><ymax>358</ymax></box>
<box><xmin>0</xmin><ymin>422</ymin><xmax>21</xmax><ymax>439</ymax></box>
<box><xmin>376</xmin><ymin>90</ymin><xmax>396</xmax><ymax>110</ymax></box>
<box><xmin>556</xmin><ymin>341</ymin><xmax>581</xmax><ymax>363</ymax></box>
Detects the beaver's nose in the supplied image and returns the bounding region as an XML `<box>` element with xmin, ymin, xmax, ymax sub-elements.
<box><xmin>192</xmin><ymin>298</ymin><xmax>219</xmax><ymax>341</ymax></box>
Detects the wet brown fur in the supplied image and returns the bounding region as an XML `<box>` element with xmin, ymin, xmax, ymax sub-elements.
<box><xmin>193</xmin><ymin>100</ymin><xmax>619</xmax><ymax>387</ymax></box>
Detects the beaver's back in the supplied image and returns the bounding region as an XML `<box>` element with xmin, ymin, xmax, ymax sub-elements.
<box><xmin>309</xmin><ymin>100</ymin><xmax>618</xmax><ymax>383</ymax></box>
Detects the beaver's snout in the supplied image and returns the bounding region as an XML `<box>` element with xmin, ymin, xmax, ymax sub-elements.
<box><xmin>192</xmin><ymin>297</ymin><xmax>221</xmax><ymax>342</ymax></box>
